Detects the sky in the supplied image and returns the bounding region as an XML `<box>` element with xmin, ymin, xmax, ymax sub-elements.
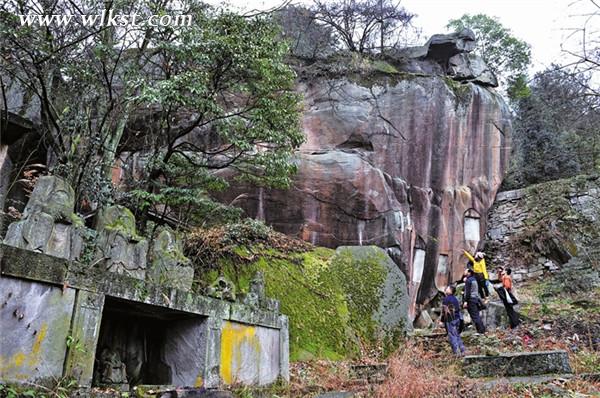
<box><xmin>208</xmin><ymin>0</ymin><xmax>600</xmax><ymax>74</ymax></box>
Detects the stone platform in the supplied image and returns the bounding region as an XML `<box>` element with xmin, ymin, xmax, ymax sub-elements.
<box><xmin>463</xmin><ymin>350</ymin><xmax>572</xmax><ymax>378</ymax></box>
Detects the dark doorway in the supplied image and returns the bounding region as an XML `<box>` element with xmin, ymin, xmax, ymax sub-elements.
<box><xmin>92</xmin><ymin>297</ymin><xmax>207</xmax><ymax>388</ymax></box>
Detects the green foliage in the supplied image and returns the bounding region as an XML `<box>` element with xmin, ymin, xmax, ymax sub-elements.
<box><xmin>504</xmin><ymin>67</ymin><xmax>600</xmax><ymax>188</ymax></box>
<box><xmin>1</xmin><ymin>1</ymin><xmax>303</xmax><ymax>229</ymax></box>
<box><xmin>447</xmin><ymin>14</ymin><xmax>531</xmax><ymax>98</ymax></box>
<box><xmin>222</xmin><ymin>219</ymin><xmax>273</xmax><ymax>246</ymax></box>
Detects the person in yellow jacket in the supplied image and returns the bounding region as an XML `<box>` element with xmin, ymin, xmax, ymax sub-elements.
<box><xmin>463</xmin><ymin>250</ymin><xmax>490</xmax><ymax>299</ymax></box>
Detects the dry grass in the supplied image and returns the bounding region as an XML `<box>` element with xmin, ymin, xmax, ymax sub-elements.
<box><xmin>374</xmin><ymin>341</ymin><xmax>471</xmax><ymax>398</ymax></box>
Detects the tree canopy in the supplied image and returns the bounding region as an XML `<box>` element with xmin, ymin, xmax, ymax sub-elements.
<box><xmin>504</xmin><ymin>66</ymin><xmax>600</xmax><ymax>188</ymax></box>
<box><xmin>0</xmin><ymin>0</ymin><xmax>303</xmax><ymax>230</ymax></box>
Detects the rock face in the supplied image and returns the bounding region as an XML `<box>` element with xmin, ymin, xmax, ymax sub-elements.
<box><xmin>335</xmin><ymin>246</ymin><xmax>410</xmax><ymax>338</ymax></box>
<box><xmin>219</xmin><ymin>72</ymin><xmax>511</xmax><ymax>317</ymax></box>
<box><xmin>148</xmin><ymin>227</ymin><xmax>194</xmax><ymax>291</ymax></box>
<box><xmin>94</xmin><ymin>205</ymin><xmax>148</xmax><ymax>279</ymax></box>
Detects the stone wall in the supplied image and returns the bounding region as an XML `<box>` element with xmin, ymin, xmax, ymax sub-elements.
<box><xmin>0</xmin><ymin>242</ymin><xmax>289</xmax><ymax>390</ymax></box>
<box><xmin>485</xmin><ymin>176</ymin><xmax>600</xmax><ymax>287</ymax></box>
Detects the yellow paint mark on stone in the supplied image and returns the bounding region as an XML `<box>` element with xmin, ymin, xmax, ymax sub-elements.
<box><xmin>0</xmin><ymin>323</ymin><xmax>48</xmax><ymax>375</ymax></box>
<box><xmin>12</xmin><ymin>353</ymin><xmax>26</xmax><ymax>367</ymax></box>
<box><xmin>220</xmin><ymin>321</ymin><xmax>260</xmax><ymax>385</ymax></box>
<box><xmin>194</xmin><ymin>375</ymin><xmax>203</xmax><ymax>387</ymax></box>
<box><xmin>28</xmin><ymin>323</ymin><xmax>48</xmax><ymax>366</ymax></box>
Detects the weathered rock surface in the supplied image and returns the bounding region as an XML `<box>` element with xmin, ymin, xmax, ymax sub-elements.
<box><xmin>463</xmin><ymin>350</ymin><xmax>572</xmax><ymax>378</ymax></box>
<box><xmin>335</xmin><ymin>246</ymin><xmax>410</xmax><ymax>337</ymax></box>
<box><xmin>486</xmin><ymin>176</ymin><xmax>600</xmax><ymax>288</ymax></box>
<box><xmin>3</xmin><ymin>175</ymin><xmax>83</xmax><ymax>260</ymax></box>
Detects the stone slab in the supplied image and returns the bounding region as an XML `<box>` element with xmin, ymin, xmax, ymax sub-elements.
<box><xmin>64</xmin><ymin>290</ymin><xmax>105</xmax><ymax>387</ymax></box>
<box><xmin>0</xmin><ymin>243</ymin><xmax>68</xmax><ymax>285</ymax></box>
<box><xmin>163</xmin><ymin>318</ymin><xmax>208</xmax><ymax>387</ymax></box>
<box><xmin>463</xmin><ymin>350</ymin><xmax>572</xmax><ymax>378</ymax></box>
<box><xmin>0</xmin><ymin>276</ymin><xmax>76</xmax><ymax>384</ymax></box>
<box><xmin>219</xmin><ymin>321</ymin><xmax>280</xmax><ymax>386</ymax></box>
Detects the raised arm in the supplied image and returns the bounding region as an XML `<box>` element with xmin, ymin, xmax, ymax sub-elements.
<box><xmin>463</xmin><ymin>250</ymin><xmax>475</xmax><ymax>263</ymax></box>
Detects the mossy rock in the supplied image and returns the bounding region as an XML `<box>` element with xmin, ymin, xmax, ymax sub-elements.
<box><xmin>96</xmin><ymin>205</ymin><xmax>142</xmax><ymax>241</ymax></box>
<box><xmin>199</xmin><ymin>245</ymin><xmax>409</xmax><ymax>360</ymax></box>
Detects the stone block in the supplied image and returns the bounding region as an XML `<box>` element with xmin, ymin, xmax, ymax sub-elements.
<box><xmin>148</xmin><ymin>227</ymin><xmax>193</xmax><ymax>291</ymax></box>
<box><xmin>0</xmin><ymin>277</ymin><xmax>76</xmax><ymax>385</ymax></box>
<box><xmin>463</xmin><ymin>350</ymin><xmax>572</xmax><ymax>378</ymax></box>
<box><xmin>527</xmin><ymin>270</ymin><xmax>544</xmax><ymax>279</ymax></box>
<box><xmin>94</xmin><ymin>205</ymin><xmax>147</xmax><ymax>279</ymax></box>
<box><xmin>148</xmin><ymin>264</ymin><xmax>194</xmax><ymax>291</ymax></box>
<box><xmin>2</xmin><ymin>176</ymin><xmax>83</xmax><ymax>261</ymax></box>
<box><xmin>164</xmin><ymin>318</ymin><xmax>209</xmax><ymax>387</ymax></box>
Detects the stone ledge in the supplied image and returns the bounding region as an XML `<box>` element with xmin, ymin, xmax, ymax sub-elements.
<box><xmin>463</xmin><ymin>350</ymin><xmax>572</xmax><ymax>378</ymax></box>
<box><xmin>0</xmin><ymin>244</ymin><xmax>282</xmax><ymax>328</ymax></box>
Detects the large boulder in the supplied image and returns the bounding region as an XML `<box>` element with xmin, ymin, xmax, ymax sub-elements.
<box><xmin>334</xmin><ymin>246</ymin><xmax>410</xmax><ymax>340</ymax></box>
<box><xmin>425</xmin><ymin>28</ymin><xmax>477</xmax><ymax>60</ymax></box>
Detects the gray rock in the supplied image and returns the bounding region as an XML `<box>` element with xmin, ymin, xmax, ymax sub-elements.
<box><xmin>0</xmin><ymin>277</ymin><xmax>76</xmax><ymax>383</ymax></box>
<box><xmin>335</xmin><ymin>246</ymin><xmax>410</xmax><ymax>337</ymax></box>
<box><xmin>463</xmin><ymin>350</ymin><xmax>572</xmax><ymax>377</ymax></box>
<box><xmin>148</xmin><ymin>227</ymin><xmax>194</xmax><ymax>291</ymax></box>
<box><xmin>414</xmin><ymin>310</ymin><xmax>433</xmax><ymax>329</ymax></box>
<box><xmin>94</xmin><ymin>205</ymin><xmax>147</xmax><ymax>279</ymax></box>
<box><xmin>425</xmin><ymin>28</ymin><xmax>476</xmax><ymax>60</ymax></box>
<box><xmin>3</xmin><ymin>176</ymin><xmax>83</xmax><ymax>260</ymax></box>
<box><xmin>448</xmin><ymin>53</ymin><xmax>498</xmax><ymax>87</ymax></box>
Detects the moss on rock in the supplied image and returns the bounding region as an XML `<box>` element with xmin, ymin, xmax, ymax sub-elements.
<box><xmin>197</xmin><ymin>244</ymin><xmax>407</xmax><ymax>361</ymax></box>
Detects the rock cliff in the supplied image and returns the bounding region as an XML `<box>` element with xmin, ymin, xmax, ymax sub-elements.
<box><xmin>217</xmin><ymin>36</ymin><xmax>512</xmax><ymax>316</ymax></box>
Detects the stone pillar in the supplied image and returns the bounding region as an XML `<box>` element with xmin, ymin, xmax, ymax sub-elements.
<box><xmin>63</xmin><ymin>290</ymin><xmax>105</xmax><ymax>387</ymax></box>
<box><xmin>0</xmin><ymin>145</ymin><xmax>12</xmax><ymax>235</ymax></box>
<box><xmin>203</xmin><ymin>316</ymin><xmax>223</xmax><ymax>389</ymax></box>
<box><xmin>278</xmin><ymin>315</ymin><xmax>290</xmax><ymax>382</ymax></box>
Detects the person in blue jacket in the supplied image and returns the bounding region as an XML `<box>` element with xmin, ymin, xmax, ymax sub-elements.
<box><xmin>441</xmin><ymin>285</ymin><xmax>465</xmax><ymax>356</ymax></box>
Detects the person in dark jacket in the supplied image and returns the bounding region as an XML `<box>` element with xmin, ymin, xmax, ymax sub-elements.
<box><xmin>463</xmin><ymin>269</ymin><xmax>486</xmax><ymax>334</ymax></box>
<box><xmin>441</xmin><ymin>285</ymin><xmax>465</xmax><ymax>356</ymax></box>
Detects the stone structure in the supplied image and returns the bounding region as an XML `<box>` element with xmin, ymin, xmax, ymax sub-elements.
<box><xmin>463</xmin><ymin>350</ymin><xmax>572</xmax><ymax>378</ymax></box>
<box><xmin>94</xmin><ymin>205</ymin><xmax>148</xmax><ymax>279</ymax></box>
<box><xmin>1</xmin><ymin>180</ymin><xmax>287</xmax><ymax>391</ymax></box>
<box><xmin>0</xmin><ymin>243</ymin><xmax>289</xmax><ymax>390</ymax></box>
<box><xmin>148</xmin><ymin>227</ymin><xmax>194</xmax><ymax>291</ymax></box>
<box><xmin>486</xmin><ymin>178</ymin><xmax>600</xmax><ymax>288</ymax></box>
<box><xmin>214</xmin><ymin>31</ymin><xmax>511</xmax><ymax>317</ymax></box>
<box><xmin>3</xmin><ymin>176</ymin><xmax>84</xmax><ymax>260</ymax></box>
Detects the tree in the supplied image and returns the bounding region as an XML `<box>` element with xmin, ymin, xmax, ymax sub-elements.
<box><xmin>561</xmin><ymin>0</ymin><xmax>600</xmax><ymax>100</ymax></box>
<box><xmin>274</xmin><ymin>5</ymin><xmax>336</xmax><ymax>59</ymax></box>
<box><xmin>505</xmin><ymin>66</ymin><xmax>600</xmax><ymax>188</ymax></box>
<box><xmin>311</xmin><ymin>0</ymin><xmax>414</xmax><ymax>54</ymax></box>
<box><xmin>447</xmin><ymin>14</ymin><xmax>531</xmax><ymax>99</ymax></box>
<box><xmin>0</xmin><ymin>1</ymin><xmax>303</xmax><ymax>230</ymax></box>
